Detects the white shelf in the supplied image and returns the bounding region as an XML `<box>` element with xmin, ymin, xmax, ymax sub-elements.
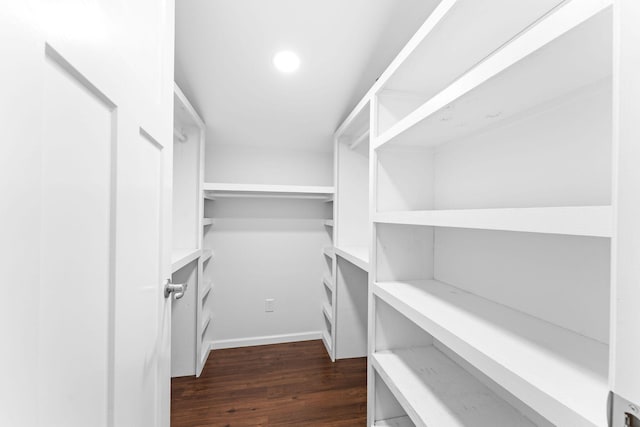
<box><xmin>200</xmin><ymin>344</ymin><xmax>211</xmax><ymax>367</ymax></box>
<box><xmin>201</xmin><ymin>280</ymin><xmax>213</xmax><ymax>300</ymax></box>
<box><xmin>203</xmin><ymin>183</ymin><xmax>334</xmax><ymax>200</ymax></box>
<box><xmin>171</xmin><ymin>248</ymin><xmax>201</xmax><ymax>273</ymax></box>
<box><xmin>202</xmin><ymin>218</ymin><xmax>214</xmax><ymax>227</ymax></box>
<box><xmin>201</xmin><ymin>310</ymin><xmax>211</xmax><ymax>335</ymax></box>
<box><xmin>323</xmin><ymin>219</ymin><xmax>334</xmax><ymax>227</ymax></box>
<box><xmin>374</xmin><ymin>0</ymin><xmax>612</xmax><ymax>149</ymax></box>
<box><xmin>322</xmin><ymin>329</ymin><xmax>332</xmax><ymax>353</ymax></box>
<box><xmin>334</xmin><ymin>246</ymin><xmax>369</xmax><ymax>272</ymax></box>
<box><xmin>374</xmin><ymin>206</ymin><xmax>612</xmax><ymax>237</ymax></box>
<box><xmin>373</xmin><ymin>416</ymin><xmax>414</xmax><ymax>427</ymax></box>
<box><xmin>322</xmin><ymin>303</ymin><xmax>333</xmax><ymax>324</ymax></box>
<box><xmin>372</xmin><ymin>346</ymin><xmax>535</xmax><ymax>427</ymax></box>
<box><xmin>374</xmin><ymin>279</ymin><xmax>608</xmax><ymax>426</ymax></box>
<box><xmin>322</xmin><ymin>246</ymin><xmax>334</xmax><ymax>258</ymax></box>
<box><xmin>201</xmin><ymin>249</ymin><xmax>214</xmax><ymax>263</ymax></box>
<box><xmin>322</xmin><ymin>275</ymin><xmax>334</xmax><ymax>292</ymax></box>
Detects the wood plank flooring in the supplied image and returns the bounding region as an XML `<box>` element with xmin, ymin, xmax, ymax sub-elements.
<box><xmin>171</xmin><ymin>340</ymin><xmax>367</xmax><ymax>426</ymax></box>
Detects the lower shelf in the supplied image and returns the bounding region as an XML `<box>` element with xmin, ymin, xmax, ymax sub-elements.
<box><xmin>374</xmin><ymin>416</ymin><xmax>414</xmax><ymax>427</ymax></box>
<box><xmin>374</xmin><ymin>279</ymin><xmax>608</xmax><ymax>426</ymax></box>
<box><xmin>334</xmin><ymin>245</ymin><xmax>369</xmax><ymax>272</ymax></box>
<box><xmin>171</xmin><ymin>248</ymin><xmax>201</xmax><ymax>273</ymax></box>
<box><xmin>322</xmin><ymin>330</ymin><xmax>332</xmax><ymax>353</ymax></box>
<box><xmin>373</xmin><ymin>346</ymin><xmax>535</xmax><ymax>427</ymax></box>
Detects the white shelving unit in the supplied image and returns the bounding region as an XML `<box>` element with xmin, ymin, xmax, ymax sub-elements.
<box><xmin>328</xmin><ymin>97</ymin><xmax>372</xmax><ymax>361</ymax></box>
<box><xmin>359</xmin><ymin>1</ymin><xmax>620</xmax><ymax>426</ymax></box>
<box><xmin>171</xmin><ymin>83</ymin><xmax>210</xmax><ymax>378</ymax></box>
<box><xmin>203</xmin><ymin>183</ymin><xmax>334</xmax><ymax>200</ymax></box>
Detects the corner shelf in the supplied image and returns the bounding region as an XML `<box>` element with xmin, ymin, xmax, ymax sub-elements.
<box><xmin>374</xmin><ymin>417</ymin><xmax>414</xmax><ymax>427</ymax></box>
<box><xmin>322</xmin><ymin>246</ymin><xmax>334</xmax><ymax>259</ymax></box>
<box><xmin>322</xmin><ymin>303</ymin><xmax>333</xmax><ymax>324</ymax></box>
<box><xmin>322</xmin><ymin>330</ymin><xmax>332</xmax><ymax>353</ymax></box>
<box><xmin>203</xmin><ymin>183</ymin><xmax>334</xmax><ymax>200</ymax></box>
<box><xmin>201</xmin><ymin>310</ymin><xmax>211</xmax><ymax>335</ymax></box>
<box><xmin>171</xmin><ymin>248</ymin><xmax>201</xmax><ymax>273</ymax></box>
<box><xmin>374</xmin><ymin>279</ymin><xmax>608</xmax><ymax>426</ymax></box>
<box><xmin>372</xmin><ymin>346</ymin><xmax>535</xmax><ymax>427</ymax></box>
<box><xmin>201</xmin><ymin>249</ymin><xmax>214</xmax><ymax>263</ymax></box>
<box><xmin>374</xmin><ymin>206</ymin><xmax>612</xmax><ymax>237</ymax></box>
<box><xmin>201</xmin><ymin>280</ymin><xmax>213</xmax><ymax>300</ymax></box>
<box><xmin>322</xmin><ymin>276</ymin><xmax>334</xmax><ymax>292</ymax></box>
<box><xmin>334</xmin><ymin>246</ymin><xmax>370</xmax><ymax>272</ymax></box>
<box><xmin>374</xmin><ymin>0</ymin><xmax>611</xmax><ymax>149</ymax></box>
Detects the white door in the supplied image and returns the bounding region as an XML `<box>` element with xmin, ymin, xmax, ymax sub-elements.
<box><xmin>0</xmin><ymin>1</ymin><xmax>175</xmax><ymax>426</ymax></box>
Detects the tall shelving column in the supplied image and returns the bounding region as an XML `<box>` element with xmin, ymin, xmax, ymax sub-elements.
<box><xmin>367</xmin><ymin>1</ymin><xmax>615</xmax><ymax>426</ymax></box>
<box><xmin>172</xmin><ymin>83</ymin><xmax>209</xmax><ymax>378</ymax></box>
<box><xmin>330</xmin><ymin>97</ymin><xmax>371</xmax><ymax>360</ymax></box>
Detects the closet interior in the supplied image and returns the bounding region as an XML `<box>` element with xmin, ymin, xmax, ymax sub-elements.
<box><xmin>170</xmin><ymin>0</ymin><xmax>640</xmax><ymax>425</ymax></box>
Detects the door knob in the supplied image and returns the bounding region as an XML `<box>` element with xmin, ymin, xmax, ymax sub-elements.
<box><xmin>164</xmin><ymin>279</ymin><xmax>187</xmax><ymax>299</ymax></box>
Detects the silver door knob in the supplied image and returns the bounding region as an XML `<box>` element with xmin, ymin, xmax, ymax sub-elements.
<box><xmin>164</xmin><ymin>279</ymin><xmax>187</xmax><ymax>299</ymax></box>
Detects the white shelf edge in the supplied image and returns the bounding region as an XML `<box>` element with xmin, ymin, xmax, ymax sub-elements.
<box><xmin>324</xmin><ymin>219</ymin><xmax>334</xmax><ymax>227</ymax></box>
<box><xmin>171</xmin><ymin>248</ymin><xmax>201</xmax><ymax>273</ymax></box>
<box><xmin>373</xmin><ymin>279</ymin><xmax>609</xmax><ymax>426</ymax></box>
<box><xmin>201</xmin><ymin>311</ymin><xmax>211</xmax><ymax>335</ymax></box>
<box><xmin>201</xmin><ymin>249</ymin><xmax>214</xmax><ymax>263</ymax></box>
<box><xmin>322</xmin><ymin>275</ymin><xmax>334</xmax><ymax>292</ymax></box>
<box><xmin>373</xmin><ymin>416</ymin><xmax>414</xmax><ymax>427</ymax></box>
<box><xmin>201</xmin><ymin>280</ymin><xmax>213</xmax><ymax>300</ymax></box>
<box><xmin>322</xmin><ymin>329</ymin><xmax>332</xmax><ymax>353</ymax></box>
<box><xmin>372</xmin><ymin>346</ymin><xmax>535</xmax><ymax>427</ymax></box>
<box><xmin>334</xmin><ymin>246</ymin><xmax>370</xmax><ymax>272</ymax></box>
<box><xmin>203</xmin><ymin>183</ymin><xmax>334</xmax><ymax>200</ymax></box>
<box><xmin>174</xmin><ymin>83</ymin><xmax>205</xmax><ymax>129</ymax></box>
<box><xmin>200</xmin><ymin>342</ymin><xmax>211</xmax><ymax>367</ymax></box>
<box><xmin>374</xmin><ymin>206</ymin><xmax>612</xmax><ymax>237</ymax></box>
<box><xmin>322</xmin><ymin>303</ymin><xmax>333</xmax><ymax>324</ymax></box>
<box><xmin>202</xmin><ymin>218</ymin><xmax>214</xmax><ymax>227</ymax></box>
<box><xmin>322</xmin><ymin>246</ymin><xmax>334</xmax><ymax>258</ymax></box>
<box><xmin>373</xmin><ymin>0</ymin><xmax>612</xmax><ymax>150</ymax></box>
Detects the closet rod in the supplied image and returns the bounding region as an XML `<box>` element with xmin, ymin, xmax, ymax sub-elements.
<box><xmin>349</xmin><ymin>129</ymin><xmax>370</xmax><ymax>150</ymax></box>
<box><xmin>174</xmin><ymin>127</ymin><xmax>188</xmax><ymax>142</ymax></box>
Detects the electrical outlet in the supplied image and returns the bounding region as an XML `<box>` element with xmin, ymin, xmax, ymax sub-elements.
<box><xmin>265</xmin><ymin>298</ymin><xmax>275</xmax><ymax>312</ymax></box>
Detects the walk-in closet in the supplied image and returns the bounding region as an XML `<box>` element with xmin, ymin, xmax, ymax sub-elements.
<box><xmin>3</xmin><ymin>0</ymin><xmax>640</xmax><ymax>426</ymax></box>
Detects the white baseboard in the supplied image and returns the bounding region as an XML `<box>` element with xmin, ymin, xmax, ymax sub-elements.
<box><xmin>210</xmin><ymin>331</ymin><xmax>322</xmax><ymax>350</ymax></box>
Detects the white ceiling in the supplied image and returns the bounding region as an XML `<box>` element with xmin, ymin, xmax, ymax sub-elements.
<box><xmin>175</xmin><ymin>0</ymin><xmax>437</xmax><ymax>152</ymax></box>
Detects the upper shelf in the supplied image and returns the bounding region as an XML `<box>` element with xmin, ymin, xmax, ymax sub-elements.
<box><xmin>374</xmin><ymin>0</ymin><xmax>612</xmax><ymax>149</ymax></box>
<box><xmin>374</xmin><ymin>279</ymin><xmax>608</xmax><ymax>426</ymax></box>
<box><xmin>203</xmin><ymin>183</ymin><xmax>334</xmax><ymax>200</ymax></box>
<box><xmin>334</xmin><ymin>246</ymin><xmax>369</xmax><ymax>272</ymax></box>
<box><xmin>171</xmin><ymin>248</ymin><xmax>201</xmax><ymax>273</ymax></box>
<box><xmin>374</xmin><ymin>206</ymin><xmax>612</xmax><ymax>237</ymax></box>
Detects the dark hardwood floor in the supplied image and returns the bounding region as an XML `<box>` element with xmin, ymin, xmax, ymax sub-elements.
<box><xmin>171</xmin><ymin>340</ymin><xmax>367</xmax><ymax>427</ymax></box>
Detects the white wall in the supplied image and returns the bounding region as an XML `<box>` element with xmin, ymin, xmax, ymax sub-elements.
<box><xmin>203</xmin><ymin>141</ymin><xmax>333</xmax><ymax>348</ymax></box>
<box><xmin>204</xmin><ymin>198</ymin><xmax>330</xmax><ymax>348</ymax></box>
<box><xmin>205</xmin><ymin>142</ymin><xmax>332</xmax><ymax>186</ymax></box>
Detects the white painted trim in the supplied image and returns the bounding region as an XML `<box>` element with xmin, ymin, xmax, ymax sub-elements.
<box><xmin>210</xmin><ymin>331</ymin><xmax>323</xmax><ymax>350</ymax></box>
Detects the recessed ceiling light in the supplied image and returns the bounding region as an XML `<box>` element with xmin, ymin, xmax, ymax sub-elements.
<box><xmin>273</xmin><ymin>51</ymin><xmax>300</xmax><ymax>73</ymax></box>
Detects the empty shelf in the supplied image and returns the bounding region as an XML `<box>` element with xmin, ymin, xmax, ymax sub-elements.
<box><xmin>204</xmin><ymin>183</ymin><xmax>334</xmax><ymax>200</ymax></box>
<box><xmin>322</xmin><ymin>275</ymin><xmax>334</xmax><ymax>292</ymax></box>
<box><xmin>324</xmin><ymin>219</ymin><xmax>334</xmax><ymax>227</ymax></box>
<box><xmin>201</xmin><ymin>311</ymin><xmax>211</xmax><ymax>335</ymax></box>
<box><xmin>201</xmin><ymin>281</ymin><xmax>213</xmax><ymax>299</ymax></box>
<box><xmin>322</xmin><ymin>303</ymin><xmax>333</xmax><ymax>324</ymax></box>
<box><xmin>375</xmin><ymin>0</ymin><xmax>611</xmax><ymax>149</ymax></box>
<box><xmin>202</xmin><ymin>218</ymin><xmax>214</xmax><ymax>227</ymax></box>
<box><xmin>372</xmin><ymin>346</ymin><xmax>535</xmax><ymax>427</ymax></box>
<box><xmin>374</xmin><ymin>416</ymin><xmax>414</xmax><ymax>427</ymax></box>
<box><xmin>201</xmin><ymin>249</ymin><xmax>214</xmax><ymax>263</ymax></box>
<box><xmin>171</xmin><ymin>248</ymin><xmax>201</xmax><ymax>273</ymax></box>
<box><xmin>322</xmin><ymin>246</ymin><xmax>334</xmax><ymax>258</ymax></box>
<box><xmin>374</xmin><ymin>279</ymin><xmax>608</xmax><ymax>426</ymax></box>
<box><xmin>374</xmin><ymin>206</ymin><xmax>612</xmax><ymax>237</ymax></box>
<box><xmin>334</xmin><ymin>246</ymin><xmax>369</xmax><ymax>272</ymax></box>
<box><xmin>322</xmin><ymin>329</ymin><xmax>332</xmax><ymax>353</ymax></box>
